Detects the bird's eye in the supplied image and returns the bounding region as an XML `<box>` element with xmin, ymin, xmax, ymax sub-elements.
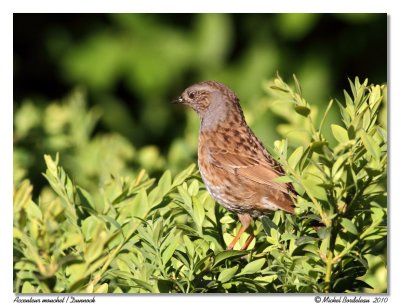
<box><xmin>188</xmin><ymin>92</ymin><xmax>195</xmax><ymax>99</ymax></box>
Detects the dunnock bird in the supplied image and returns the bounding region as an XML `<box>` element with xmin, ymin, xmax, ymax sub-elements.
<box><xmin>176</xmin><ymin>81</ymin><xmax>296</xmax><ymax>250</ymax></box>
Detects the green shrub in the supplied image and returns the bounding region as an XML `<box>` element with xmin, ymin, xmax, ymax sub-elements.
<box><xmin>13</xmin><ymin>76</ymin><xmax>386</xmax><ymax>293</ymax></box>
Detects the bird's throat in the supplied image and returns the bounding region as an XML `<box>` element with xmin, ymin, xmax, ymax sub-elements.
<box><xmin>200</xmin><ymin>104</ymin><xmax>244</xmax><ymax>132</ymax></box>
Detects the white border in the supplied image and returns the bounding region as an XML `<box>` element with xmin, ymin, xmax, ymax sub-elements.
<box><xmin>2</xmin><ymin>1</ymin><xmax>398</xmax><ymax>306</ymax></box>
<box><xmin>4</xmin><ymin>1</ymin><xmax>392</xmax><ymax>14</ymax></box>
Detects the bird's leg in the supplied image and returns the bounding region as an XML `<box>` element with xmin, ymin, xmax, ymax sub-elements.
<box><xmin>226</xmin><ymin>225</ymin><xmax>247</xmax><ymax>251</ymax></box>
<box><xmin>227</xmin><ymin>213</ymin><xmax>252</xmax><ymax>250</ymax></box>
<box><xmin>241</xmin><ymin>234</ymin><xmax>254</xmax><ymax>251</ymax></box>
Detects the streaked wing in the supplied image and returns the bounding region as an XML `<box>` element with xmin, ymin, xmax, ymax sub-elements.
<box><xmin>208</xmin><ymin>149</ymin><xmax>293</xmax><ymax>195</ymax></box>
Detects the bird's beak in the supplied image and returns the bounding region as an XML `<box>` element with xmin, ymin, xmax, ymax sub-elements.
<box><xmin>172</xmin><ymin>96</ymin><xmax>184</xmax><ymax>104</ymax></box>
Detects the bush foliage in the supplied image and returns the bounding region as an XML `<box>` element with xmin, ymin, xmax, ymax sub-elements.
<box><xmin>13</xmin><ymin>76</ymin><xmax>387</xmax><ymax>293</ymax></box>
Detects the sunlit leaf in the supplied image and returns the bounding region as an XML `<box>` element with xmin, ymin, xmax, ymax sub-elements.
<box><xmin>331</xmin><ymin>124</ymin><xmax>349</xmax><ymax>143</ymax></box>
<box><xmin>218</xmin><ymin>266</ymin><xmax>238</xmax><ymax>283</ymax></box>
<box><xmin>360</xmin><ymin>130</ymin><xmax>381</xmax><ymax>161</ymax></box>
<box><xmin>288</xmin><ymin>146</ymin><xmax>304</xmax><ymax>169</ymax></box>
<box><xmin>340</xmin><ymin>218</ymin><xmax>358</xmax><ymax>235</ymax></box>
<box><xmin>237</xmin><ymin>258</ymin><xmax>266</xmax><ymax>276</ymax></box>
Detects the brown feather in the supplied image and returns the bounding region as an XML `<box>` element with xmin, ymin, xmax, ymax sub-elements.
<box><xmin>209</xmin><ymin>150</ymin><xmax>291</xmax><ymax>195</ymax></box>
<box><xmin>178</xmin><ymin>80</ymin><xmax>296</xmax><ymax>249</ymax></box>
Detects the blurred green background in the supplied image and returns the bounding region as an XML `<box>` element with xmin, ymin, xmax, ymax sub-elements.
<box><xmin>13</xmin><ymin>13</ymin><xmax>387</xmax><ymax>196</ymax></box>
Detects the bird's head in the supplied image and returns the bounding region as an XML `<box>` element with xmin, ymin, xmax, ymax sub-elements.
<box><xmin>175</xmin><ymin>81</ymin><xmax>239</xmax><ymax>118</ymax></box>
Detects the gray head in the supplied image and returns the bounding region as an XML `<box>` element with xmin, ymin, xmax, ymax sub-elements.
<box><xmin>176</xmin><ymin>81</ymin><xmax>244</xmax><ymax>128</ymax></box>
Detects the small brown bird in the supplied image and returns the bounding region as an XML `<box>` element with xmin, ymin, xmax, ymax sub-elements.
<box><xmin>176</xmin><ymin>81</ymin><xmax>296</xmax><ymax>250</ymax></box>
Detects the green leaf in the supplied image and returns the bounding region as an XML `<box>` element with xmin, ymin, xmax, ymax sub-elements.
<box><xmin>192</xmin><ymin>197</ymin><xmax>205</xmax><ymax>230</ymax></box>
<box><xmin>295</xmin><ymin>105</ymin><xmax>311</xmax><ymax>117</ymax></box>
<box><xmin>13</xmin><ymin>180</ymin><xmax>33</xmax><ymax>213</ymax></box>
<box><xmin>362</xmin><ymin>108</ymin><xmax>371</xmax><ymax>131</ymax></box>
<box><xmin>172</xmin><ymin>163</ymin><xmax>196</xmax><ymax>187</ymax></box>
<box><xmin>212</xmin><ymin>250</ymin><xmax>248</xmax><ymax>268</ymax></box>
<box><xmin>25</xmin><ymin>200</ymin><xmax>43</xmax><ymax>220</ymax></box>
<box><xmin>319</xmin><ymin>99</ymin><xmax>334</xmax><ymax>132</ymax></box>
<box><xmin>310</xmin><ymin>140</ymin><xmax>327</xmax><ymax>153</ymax></box>
<box><xmin>302</xmin><ymin>177</ymin><xmax>327</xmax><ymax>201</ymax></box>
<box><xmin>364</xmin><ymin>233</ymin><xmax>386</xmax><ymax>241</ymax></box>
<box><xmin>162</xmin><ymin>236</ymin><xmax>179</xmax><ymax>265</ymax></box>
<box><xmin>131</xmin><ymin>278</ymin><xmax>154</xmax><ymax>293</ymax></box>
<box><xmin>281</xmin><ymin>232</ymin><xmax>296</xmax><ymax>241</ymax></box>
<box><xmin>66</xmin><ymin>262</ymin><xmax>87</xmax><ymax>286</ymax></box>
<box><xmin>193</xmin><ymin>253</ymin><xmax>213</xmax><ymax>273</ymax></box>
<box><xmin>338</xmin><ymin>97</ymin><xmax>352</xmax><ymax>127</ymax></box>
<box><xmin>267</xmin><ymin>228</ymin><xmax>280</xmax><ymax>245</ymax></box>
<box><xmin>82</xmin><ymin>215</ymin><xmax>102</xmax><ymax>241</ymax></box>
<box><xmin>188</xmin><ymin>179</ymin><xmax>199</xmax><ymax>196</ymax></box>
<box><xmin>218</xmin><ymin>265</ymin><xmax>238</xmax><ymax>283</ymax></box>
<box><xmin>183</xmin><ymin>235</ymin><xmax>195</xmax><ymax>258</ymax></box>
<box><xmin>158</xmin><ymin>170</ymin><xmax>172</xmax><ymax>195</ymax></box>
<box><xmin>261</xmin><ymin>215</ymin><xmax>278</xmax><ymax>236</ymax></box>
<box><xmin>147</xmin><ymin>170</ymin><xmax>171</xmax><ymax>206</ymax></box>
<box><xmin>293</xmin><ymin>74</ymin><xmax>302</xmax><ymax>95</ymax></box>
<box><xmin>331</xmin><ymin>124</ymin><xmax>349</xmax><ymax>143</ymax></box>
<box><xmin>130</xmin><ymin>188</ymin><xmax>149</xmax><ymax>219</ymax></box>
<box><xmin>331</xmin><ymin>154</ymin><xmax>348</xmax><ymax>181</ymax></box>
<box><xmin>272</xmin><ymin>175</ymin><xmax>293</xmax><ymax>184</ymax></box>
<box><xmin>115</xmin><ymin>258</ymin><xmax>131</xmax><ymax>273</ymax></box>
<box><xmin>85</xmin><ymin>231</ymin><xmax>107</xmax><ymax>263</ymax></box>
<box><xmin>295</xmin><ymin>235</ymin><xmax>318</xmax><ymax>246</ymax></box>
<box><xmin>371</xmin><ymin>206</ymin><xmax>385</xmax><ymax>224</ymax></box>
<box><xmin>177</xmin><ymin>185</ymin><xmax>192</xmax><ymax>209</ymax></box>
<box><xmin>360</xmin><ymin>130</ymin><xmax>381</xmax><ymax>161</ymax></box>
<box><xmin>288</xmin><ymin>146</ymin><xmax>304</xmax><ymax>169</ymax></box>
<box><xmin>369</xmin><ymin>84</ymin><xmax>382</xmax><ymax>107</ymax></box>
<box><xmin>22</xmin><ymin>281</ymin><xmax>36</xmax><ymax>293</ymax></box>
<box><xmin>94</xmin><ymin>283</ymin><xmax>109</xmax><ymax>293</ymax></box>
<box><xmin>113</xmin><ymin>286</ymin><xmax>123</xmax><ymax>293</ymax></box>
<box><xmin>43</xmin><ymin>153</ymin><xmax>59</xmax><ymax>176</ymax></box>
<box><xmin>298</xmin><ymin>146</ymin><xmax>312</xmax><ymax>172</ymax></box>
<box><xmin>219</xmin><ymin>215</ymin><xmax>235</xmax><ymax>224</ymax></box>
<box><xmin>270</xmin><ymin>85</ymin><xmax>289</xmax><ymax>93</ymax></box>
<box><xmin>173</xmin><ymin>250</ymin><xmax>191</xmax><ymax>269</ymax></box>
<box><xmin>152</xmin><ymin>218</ymin><xmax>163</xmax><ymax>245</ymax></box>
<box><xmin>340</xmin><ymin>218</ymin><xmax>358</xmax><ymax>235</ymax></box>
<box><xmin>77</xmin><ymin>186</ymin><xmax>95</xmax><ymax>211</ymax></box>
<box><xmin>255</xmin><ymin>274</ymin><xmax>278</xmax><ymax>283</ymax></box>
<box><xmin>317</xmin><ymin>227</ymin><xmax>331</xmax><ymax>240</ymax></box>
<box><xmin>237</xmin><ymin>258</ymin><xmax>266</xmax><ymax>276</ymax></box>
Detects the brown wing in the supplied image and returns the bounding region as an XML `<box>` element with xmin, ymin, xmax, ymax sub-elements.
<box><xmin>209</xmin><ymin>150</ymin><xmax>291</xmax><ymax>194</ymax></box>
<box><xmin>207</xmin><ymin>148</ymin><xmax>296</xmax><ymax>213</ymax></box>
